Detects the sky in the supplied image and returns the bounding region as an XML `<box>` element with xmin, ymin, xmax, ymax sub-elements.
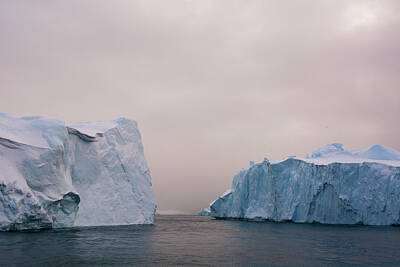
<box><xmin>1</xmin><ymin>0</ymin><xmax>399</xmax><ymax>214</ymax></box>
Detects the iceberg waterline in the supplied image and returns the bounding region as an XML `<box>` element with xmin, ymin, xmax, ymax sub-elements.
<box><xmin>203</xmin><ymin>144</ymin><xmax>400</xmax><ymax>225</ymax></box>
<box><xmin>0</xmin><ymin>113</ymin><xmax>156</xmax><ymax>231</ymax></box>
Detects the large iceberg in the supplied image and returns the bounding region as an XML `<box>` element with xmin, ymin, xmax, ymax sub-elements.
<box><xmin>0</xmin><ymin>113</ymin><xmax>156</xmax><ymax>231</ymax></box>
<box><xmin>204</xmin><ymin>144</ymin><xmax>400</xmax><ymax>225</ymax></box>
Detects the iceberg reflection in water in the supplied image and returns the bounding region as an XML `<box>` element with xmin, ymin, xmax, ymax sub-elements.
<box><xmin>1</xmin><ymin>215</ymin><xmax>400</xmax><ymax>266</ymax></box>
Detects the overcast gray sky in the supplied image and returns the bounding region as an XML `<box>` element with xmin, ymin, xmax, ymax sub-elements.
<box><xmin>1</xmin><ymin>0</ymin><xmax>399</xmax><ymax>213</ymax></box>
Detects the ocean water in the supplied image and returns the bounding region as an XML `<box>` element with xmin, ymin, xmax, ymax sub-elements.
<box><xmin>1</xmin><ymin>215</ymin><xmax>399</xmax><ymax>266</ymax></box>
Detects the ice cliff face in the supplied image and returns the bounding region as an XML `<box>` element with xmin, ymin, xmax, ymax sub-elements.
<box><xmin>0</xmin><ymin>113</ymin><xmax>155</xmax><ymax>231</ymax></box>
<box><xmin>205</xmin><ymin>144</ymin><xmax>400</xmax><ymax>225</ymax></box>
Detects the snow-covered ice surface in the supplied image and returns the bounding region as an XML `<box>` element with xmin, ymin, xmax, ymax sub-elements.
<box><xmin>205</xmin><ymin>143</ymin><xmax>400</xmax><ymax>225</ymax></box>
<box><xmin>0</xmin><ymin>113</ymin><xmax>156</xmax><ymax>231</ymax></box>
<box><xmin>68</xmin><ymin>119</ymin><xmax>119</xmax><ymax>137</ymax></box>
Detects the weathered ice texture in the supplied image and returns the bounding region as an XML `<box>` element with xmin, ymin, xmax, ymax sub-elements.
<box><xmin>205</xmin><ymin>144</ymin><xmax>400</xmax><ymax>225</ymax></box>
<box><xmin>0</xmin><ymin>113</ymin><xmax>155</xmax><ymax>231</ymax></box>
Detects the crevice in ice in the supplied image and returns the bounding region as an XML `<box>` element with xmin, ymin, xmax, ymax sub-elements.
<box><xmin>67</xmin><ymin>127</ymin><xmax>99</xmax><ymax>142</ymax></box>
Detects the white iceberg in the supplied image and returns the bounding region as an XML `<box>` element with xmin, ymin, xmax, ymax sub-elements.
<box><xmin>0</xmin><ymin>113</ymin><xmax>156</xmax><ymax>231</ymax></box>
<box><xmin>205</xmin><ymin>144</ymin><xmax>400</xmax><ymax>225</ymax></box>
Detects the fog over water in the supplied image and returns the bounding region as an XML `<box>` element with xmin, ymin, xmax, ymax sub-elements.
<box><xmin>1</xmin><ymin>1</ymin><xmax>399</xmax><ymax>213</ymax></box>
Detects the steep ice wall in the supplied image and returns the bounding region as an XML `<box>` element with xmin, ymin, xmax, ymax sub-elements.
<box><xmin>0</xmin><ymin>114</ymin><xmax>78</xmax><ymax>231</ymax></box>
<box><xmin>0</xmin><ymin>113</ymin><xmax>155</xmax><ymax>231</ymax></box>
<box><xmin>206</xmin><ymin>144</ymin><xmax>400</xmax><ymax>225</ymax></box>
<box><xmin>68</xmin><ymin>118</ymin><xmax>155</xmax><ymax>226</ymax></box>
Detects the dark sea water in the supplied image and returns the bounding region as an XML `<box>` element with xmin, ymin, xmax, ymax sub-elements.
<box><xmin>1</xmin><ymin>215</ymin><xmax>400</xmax><ymax>266</ymax></box>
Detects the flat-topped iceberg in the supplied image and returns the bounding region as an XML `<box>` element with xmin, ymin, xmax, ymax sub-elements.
<box><xmin>203</xmin><ymin>144</ymin><xmax>400</xmax><ymax>225</ymax></box>
<box><xmin>0</xmin><ymin>113</ymin><xmax>156</xmax><ymax>231</ymax></box>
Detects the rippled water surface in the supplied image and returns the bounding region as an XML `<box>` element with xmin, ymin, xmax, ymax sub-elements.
<box><xmin>1</xmin><ymin>215</ymin><xmax>400</xmax><ymax>266</ymax></box>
